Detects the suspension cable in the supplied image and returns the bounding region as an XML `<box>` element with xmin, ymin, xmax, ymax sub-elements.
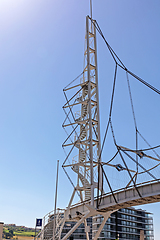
<box><xmin>120</xmin><ymin>144</ymin><xmax>160</xmax><ymax>153</ymax></box>
<box><xmin>90</xmin><ymin>18</ymin><xmax>160</xmax><ymax>95</ymax></box>
<box><xmin>97</xmin><ymin>64</ymin><xmax>118</xmax><ymax>206</ymax></box>
<box><xmin>63</xmin><ymin>17</ymin><xmax>160</xmax><ymax>206</ymax></box>
<box><xmin>127</xmin><ymin>69</ymin><xmax>160</xmax><ymax>95</ymax></box>
<box><xmin>98</xmin><ymin>64</ymin><xmax>118</xmax><ymax>163</ymax></box>
<box><xmin>138</xmin><ymin>131</ymin><xmax>160</xmax><ymax>158</ymax></box>
<box><xmin>126</xmin><ymin>71</ymin><xmax>137</xmax><ymax>129</ymax></box>
<box><xmin>126</xmin><ymin>71</ymin><xmax>139</xmax><ymax>179</ymax></box>
<box><xmin>121</xmin><ymin>149</ymin><xmax>158</xmax><ymax>181</ymax></box>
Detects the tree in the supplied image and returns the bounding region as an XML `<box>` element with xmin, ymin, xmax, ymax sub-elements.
<box><xmin>3</xmin><ymin>229</ymin><xmax>14</xmax><ymax>239</ymax></box>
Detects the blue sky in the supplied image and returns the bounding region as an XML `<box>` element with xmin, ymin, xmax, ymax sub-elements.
<box><xmin>0</xmin><ymin>0</ymin><xmax>160</xmax><ymax>239</ymax></box>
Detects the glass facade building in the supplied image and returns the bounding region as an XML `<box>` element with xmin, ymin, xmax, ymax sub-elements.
<box><xmin>61</xmin><ymin>207</ymin><xmax>154</xmax><ymax>240</ymax></box>
<box><xmin>92</xmin><ymin>207</ymin><xmax>154</xmax><ymax>240</ymax></box>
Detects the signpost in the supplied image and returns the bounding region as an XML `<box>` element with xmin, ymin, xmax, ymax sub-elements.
<box><xmin>36</xmin><ymin>219</ymin><xmax>42</xmax><ymax>227</ymax></box>
<box><xmin>35</xmin><ymin>218</ymin><xmax>42</xmax><ymax>239</ymax></box>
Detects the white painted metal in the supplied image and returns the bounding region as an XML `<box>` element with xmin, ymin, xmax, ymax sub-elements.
<box><xmin>90</xmin><ymin>0</ymin><xmax>92</xmax><ymax>21</ymax></box>
<box><xmin>68</xmin><ymin>180</ymin><xmax>160</xmax><ymax>218</ymax></box>
<box><xmin>53</xmin><ymin>160</ymin><xmax>59</xmax><ymax>240</ymax></box>
<box><xmin>36</xmin><ymin>181</ymin><xmax>160</xmax><ymax>240</ymax></box>
<box><xmin>38</xmin><ymin>11</ymin><xmax>160</xmax><ymax>240</ymax></box>
<box><xmin>61</xmin><ymin>211</ymin><xmax>92</xmax><ymax>240</ymax></box>
<box><xmin>93</xmin><ymin>20</ymin><xmax>102</xmax><ymax>191</ymax></box>
<box><xmin>92</xmin><ymin>211</ymin><xmax>113</xmax><ymax>240</ymax></box>
<box><xmin>62</xmin><ymin>15</ymin><xmax>102</xmax><ymax>206</ymax></box>
<box><xmin>59</xmin><ymin>188</ymin><xmax>76</xmax><ymax>236</ymax></box>
<box><xmin>84</xmin><ymin>219</ymin><xmax>90</xmax><ymax>240</ymax></box>
<box><xmin>86</xmin><ymin>15</ymin><xmax>94</xmax><ymax>206</ymax></box>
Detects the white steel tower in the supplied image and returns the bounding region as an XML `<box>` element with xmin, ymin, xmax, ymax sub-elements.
<box><xmin>62</xmin><ymin>15</ymin><xmax>102</xmax><ymax>207</ymax></box>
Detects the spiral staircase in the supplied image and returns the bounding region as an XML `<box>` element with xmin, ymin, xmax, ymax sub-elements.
<box><xmin>35</xmin><ymin>12</ymin><xmax>160</xmax><ymax>240</ymax></box>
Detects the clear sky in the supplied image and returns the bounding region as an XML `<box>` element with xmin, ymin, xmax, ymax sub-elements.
<box><xmin>0</xmin><ymin>0</ymin><xmax>160</xmax><ymax>239</ymax></box>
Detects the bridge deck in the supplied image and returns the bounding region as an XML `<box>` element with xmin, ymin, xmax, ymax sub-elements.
<box><xmin>69</xmin><ymin>180</ymin><xmax>160</xmax><ymax>219</ymax></box>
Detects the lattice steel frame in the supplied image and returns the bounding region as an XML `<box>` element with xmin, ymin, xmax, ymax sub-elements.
<box><xmin>62</xmin><ymin>16</ymin><xmax>101</xmax><ymax>206</ymax></box>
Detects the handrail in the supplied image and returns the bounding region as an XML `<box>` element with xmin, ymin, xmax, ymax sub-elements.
<box><xmin>70</xmin><ymin>178</ymin><xmax>160</xmax><ymax>208</ymax></box>
<box><xmin>35</xmin><ymin>178</ymin><xmax>160</xmax><ymax>240</ymax></box>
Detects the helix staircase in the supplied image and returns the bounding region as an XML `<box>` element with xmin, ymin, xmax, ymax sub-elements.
<box><xmin>80</xmin><ymin>125</ymin><xmax>87</xmax><ymax>141</ymax></box>
<box><xmin>35</xmin><ymin>210</ymin><xmax>65</xmax><ymax>240</ymax></box>
<box><xmin>72</xmin><ymin>165</ymin><xmax>91</xmax><ymax>200</ymax></box>
<box><xmin>81</xmin><ymin>104</ymin><xmax>87</xmax><ymax>118</ymax></box>
<box><xmin>70</xmin><ymin>81</ymin><xmax>92</xmax><ymax>201</ymax></box>
<box><xmin>75</xmin><ymin>144</ymin><xmax>86</xmax><ymax>163</ymax></box>
<box><xmin>43</xmin><ymin>220</ymin><xmax>53</xmax><ymax>240</ymax></box>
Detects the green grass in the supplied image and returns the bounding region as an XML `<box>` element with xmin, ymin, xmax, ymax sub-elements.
<box><xmin>14</xmin><ymin>232</ymin><xmax>35</xmax><ymax>237</ymax></box>
<box><xmin>3</xmin><ymin>226</ymin><xmax>37</xmax><ymax>238</ymax></box>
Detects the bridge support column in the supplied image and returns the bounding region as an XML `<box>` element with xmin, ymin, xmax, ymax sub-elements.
<box><xmin>140</xmin><ymin>230</ymin><xmax>144</xmax><ymax>240</ymax></box>
<box><xmin>59</xmin><ymin>188</ymin><xmax>76</xmax><ymax>237</ymax></box>
<box><xmin>84</xmin><ymin>219</ymin><xmax>90</xmax><ymax>240</ymax></box>
<box><xmin>93</xmin><ymin>211</ymin><xmax>114</xmax><ymax>240</ymax></box>
<box><xmin>61</xmin><ymin>211</ymin><xmax>91</xmax><ymax>240</ymax></box>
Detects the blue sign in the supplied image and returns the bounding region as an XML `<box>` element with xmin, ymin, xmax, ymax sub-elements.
<box><xmin>36</xmin><ymin>219</ymin><xmax>42</xmax><ymax>227</ymax></box>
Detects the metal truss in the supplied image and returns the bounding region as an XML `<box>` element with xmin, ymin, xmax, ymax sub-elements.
<box><xmin>62</xmin><ymin>16</ymin><xmax>101</xmax><ymax>205</ymax></box>
<box><xmin>35</xmin><ymin>14</ymin><xmax>160</xmax><ymax>240</ymax></box>
<box><xmin>60</xmin><ymin>15</ymin><xmax>160</xmax><ymax>240</ymax></box>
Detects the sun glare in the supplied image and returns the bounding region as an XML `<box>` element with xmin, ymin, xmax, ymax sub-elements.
<box><xmin>0</xmin><ymin>0</ymin><xmax>32</xmax><ymax>27</ymax></box>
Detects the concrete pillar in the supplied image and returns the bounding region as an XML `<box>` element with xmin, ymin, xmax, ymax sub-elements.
<box><xmin>0</xmin><ymin>222</ymin><xmax>4</xmax><ymax>240</ymax></box>
<box><xmin>140</xmin><ymin>230</ymin><xmax>144</xmax><ymax>240</ymax></box>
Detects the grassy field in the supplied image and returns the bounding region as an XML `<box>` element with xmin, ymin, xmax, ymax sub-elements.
<box><xmin>3</xmin><ymin>226</ymin><xmax>37</xmax><ymax>239</ymax></box>
<box><xmin>14</xmin><ymin>232</ymin><xmax>35</xmax><ymax>237</ymax></box>
<box><xmin>13</xmin><ymin>237</ymin><xmax>34</xmax><ymax>240</ymax></box>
